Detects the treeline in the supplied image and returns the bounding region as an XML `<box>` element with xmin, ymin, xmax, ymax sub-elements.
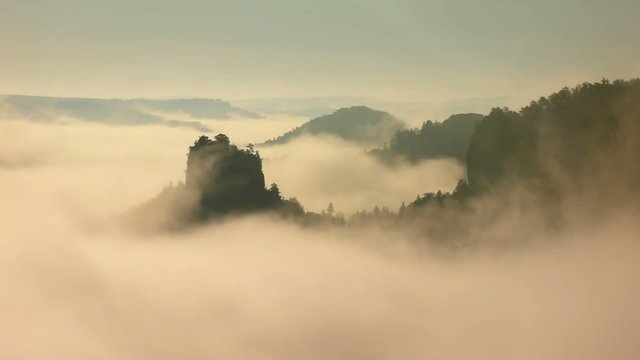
<box><xmin>370</xmin><ymin>113</ymin><xmax>483</xmax><ymax>164</ymax></box>
<box><xmin>353</xmin><ymin>79</ymin><xmax>640</xmax><ymax>243</ymax></box>
<box><xmin>131</xmin><ymin>79</ymin><xmax>640</xmax><ymax>238</ymax></box>
<box><xmin>418</xmin><ymin>78</ymin><xmax>640</xmax><ymax>205</ymax></box>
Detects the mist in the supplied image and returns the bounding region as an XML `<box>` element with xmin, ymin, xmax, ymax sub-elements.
<box><xmin>1</xmin><ymin>112</ymin><xmax>640</xmax><ymax>359</ymax></box>
<box><xmin>3</xmin><ymin>212</ymin><xmax>639</xmax><ymax>360</ymax></box>
<box><xmin>3</xmin><ymin>0</ymin><xmax>640</xmax><ymax>355</ymax></box>
<box><xmin>259</xmin><ymin>135</ymin><xmax>464</xmax><ymax>214</ymax></box>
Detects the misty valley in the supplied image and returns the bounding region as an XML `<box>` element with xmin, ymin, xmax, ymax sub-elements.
<box><xmin>1</xmin><ymin>79</ymin><xmax>639</xmax><ymax>359</ymax></box>
<box><xmin>6</xmin><ymin>0</ymin><xmax>640</xmax><ymax>356</ymax></box>
<box><xmin>126</xmin><ymin>80</ymin><xmax>640</xmax><ymax>244</ymax></box>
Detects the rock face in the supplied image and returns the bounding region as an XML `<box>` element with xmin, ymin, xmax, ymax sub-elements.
<box><xmin>263</xmin><ymin>106</ymin><xmax>406</xmax><ymax>147</ymax></box>
<box><xmin>186</xmin><ymin>134</ymin><xmax>283</xmax><ymax>218</ymax></box>
<box><xmin>128</xmin><ymin>134</ymin><xmax>304</xmax><ymax>231</ymax></box>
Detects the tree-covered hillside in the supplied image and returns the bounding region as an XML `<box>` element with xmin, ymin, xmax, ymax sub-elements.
<box><xmin>412</xmin><ymin>79</ymin><xmax>640</xmax><ymax>208</ymax></box>
<box><xmin>370</xmin><ymin>113</ymin><xmax>483</xmax><ymax>164</ymax></box>
<box><xmin>131</xmin><ymin>79</ymin><xmax>640</xmax><ymax>238</ymax></box>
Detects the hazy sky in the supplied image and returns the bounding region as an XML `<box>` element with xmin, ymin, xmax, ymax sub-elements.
<box><xmin>1</xmin><ymin>0</ymin><xmax>639</xmax><ymax>101</ymax></box>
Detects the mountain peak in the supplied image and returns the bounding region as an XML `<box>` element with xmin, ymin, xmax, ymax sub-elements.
<box><xmin>263</xmin><ymin>106</ymin><xmax>406</xmax><ymax>146</ymax></box>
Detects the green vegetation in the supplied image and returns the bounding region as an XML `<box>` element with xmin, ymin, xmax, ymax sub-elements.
<box><xmin>134</xmin><ymin>79</ymin><xmax>640</xmax><ymax>238</ymax></box>
<box><xmin>130</xmin><ymin>134</ymin><xmax>304</xmax><ymax>229</ymax></box>
<box><xmin>185</xmin><ymin>134</ymin><xmax>285</xmax><ymax>218</ymax></box>
<box><xmin>343</xmin><ymin>79</ymin><xmax>640</xmax><ymax>240</ymax></box>
<box><xmin>371</xmin><ymin>113</ymin><xmax>483</xmax><ymax>164</ymax></box>
<box><xmin>411</xmin><ymin>79</ymin><xmax>640</xmax><ymax>209</ymax></box>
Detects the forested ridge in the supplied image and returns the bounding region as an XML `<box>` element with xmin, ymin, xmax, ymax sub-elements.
<box><xmin>370</xmin><ymin>113</ymin><xmax>483</xmax><ymax>164</ymax></box>
<box><xmin>133</xmin><ymin>79</ymin><xmax>640</xmax><ymax>239</ymax></box>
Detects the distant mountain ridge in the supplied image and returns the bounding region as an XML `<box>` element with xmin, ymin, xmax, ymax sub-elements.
<box><xmin>125</xmin><ymin>98</ymin><xmax>262</xmax><ymax>119</ymax></box>
<box><xmin>0</xmin><ymin>95</ymin><xmax>262</xmax><ymax>131</ymax></box>
<box><xmin>262</xmin><ymin>106</ymin><xmax>406</xmax><ymax>146</ymax></box>
<box><xmin>234</xmin><ymin>96</ymin><xmax>523</xmax><ymax>121</ymax></box>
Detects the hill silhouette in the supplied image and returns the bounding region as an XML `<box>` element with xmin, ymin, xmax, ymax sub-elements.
<box><xmin>408</xmin><ymin>79</ymin><xmax>640</xmax><ymax>208</ymax></box>
<box><xmin>129</xmin><ymin>134</ymin><xmax>303</xmax><ymax>229</ymax></box>
<box><xmin>370</xmin><ymin>113</ymin><xmax>483</xmax><ymax>164</ymax></box>
<box><xmin>0</xmin><ymin>95</ymin><xmax>262</xmax><ymax>131</ymax></box>
<box><xmin>126</xmin><ymin>98</ymin><xmax>261</xmax><ymax>119</ymax></box>
<box><xmin>131</xmin><ymin>79</ymin><xmax>640</xmax><ymax>237</ymax></box>
<box><xmin>263</xmin><ymin>106</ymin><xmax>405</xmax><ymax>146</ymax></box>
<box><xmin>186</xmin><ymin>134</ymin><xmax>285</xmax><ymax>218</ymax></box>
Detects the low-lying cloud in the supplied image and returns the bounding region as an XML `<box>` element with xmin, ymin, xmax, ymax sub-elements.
<box><xmin>1</xmin><ymin>116</ymin><xmax>639</xmax><ymax>360</ymax></box>
<box><xmin>259</xmin><ymin>135</ymin><xmax>465</xmax><ymax>214</ymax></box>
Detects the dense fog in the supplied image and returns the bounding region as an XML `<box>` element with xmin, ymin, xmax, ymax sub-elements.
<box><xmin>1</xmin><ymin>105</ymin><xmax>639</xmax><ymax>359</ymax></box>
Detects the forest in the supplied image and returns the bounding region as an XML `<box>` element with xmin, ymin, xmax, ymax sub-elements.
<box><xmin>132</xmin><ymin>79</ymin><xmax>640</xmax><ymax>246</ymax></box>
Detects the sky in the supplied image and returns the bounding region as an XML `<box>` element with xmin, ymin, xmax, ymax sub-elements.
<box><xmin>1</xmin><ymin>0</ymin><xmax>639</xmax><ymax>102</ymax></box>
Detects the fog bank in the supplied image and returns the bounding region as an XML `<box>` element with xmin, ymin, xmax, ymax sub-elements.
<box><xmin>1</xmin><ymin>117</ymin><xmax>639</xmax><ymax>360</ymax></box>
